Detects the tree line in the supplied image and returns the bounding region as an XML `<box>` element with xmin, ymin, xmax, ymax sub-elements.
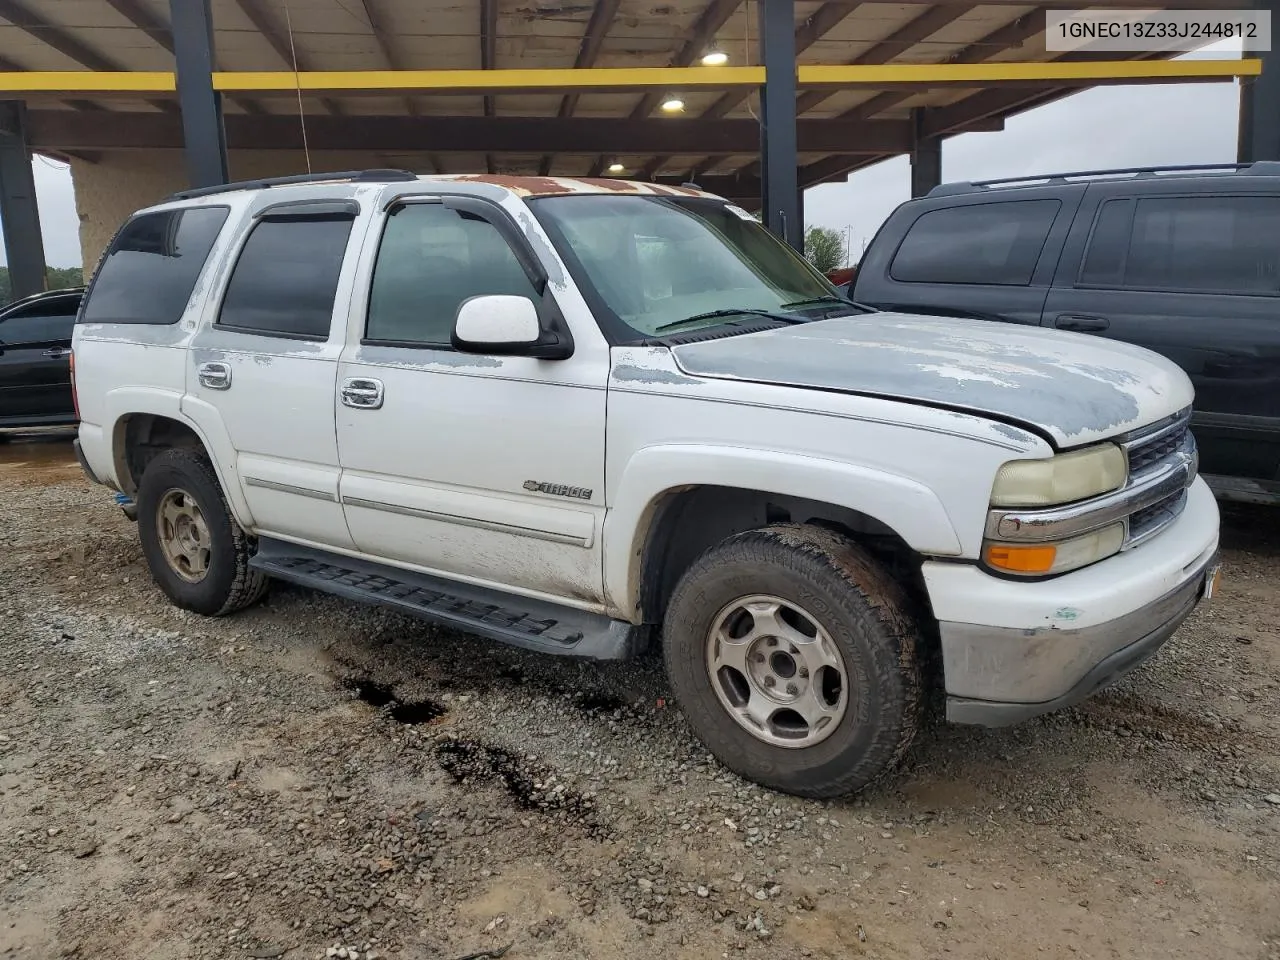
<box><xmin>0</xmin><ymin>267</ymin><xmax>85</xmax><ymax>304</ymax></box>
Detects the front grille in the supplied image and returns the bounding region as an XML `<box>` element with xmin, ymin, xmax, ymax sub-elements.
<box><xmin>1127</xmin><ymin>489</ymin><xmax>1188</xmax><ymax>544</ymax></box>
<box><xmin>1127</xmin><ymin>414</ymin><xmax>1191</xmax><ymax>475</ymax></box>
<box><xmin>1118</xmin><ymin>409</ymin><xmax>1196</xmax><ymax>548</ymax></box>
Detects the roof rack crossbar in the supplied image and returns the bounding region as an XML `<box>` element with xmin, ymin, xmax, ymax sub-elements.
<box><xmin>166</xmin><ymin>168</ymin><xmax>418</xmax><ymax>202</ymax></box>
<box><xmin>928</xmin><ymin>162</ymin><xmax>1280</xmax><ymax>197</ymax></box>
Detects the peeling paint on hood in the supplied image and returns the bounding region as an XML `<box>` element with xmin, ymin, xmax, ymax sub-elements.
<box><xmin>671</xmin><ymin>312</ymin><xmax>1194</xmax><ymax>448</ymax></box>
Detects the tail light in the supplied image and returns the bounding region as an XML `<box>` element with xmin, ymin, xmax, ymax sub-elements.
<box><xmin>69</xmin><ymin>349</ymin><xmax>80</xmax><ymax>420</ymax></box>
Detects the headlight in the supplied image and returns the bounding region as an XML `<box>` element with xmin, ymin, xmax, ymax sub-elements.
<box><xmin>991</xmin><ymin>443</ymin><xmax>1127</xmax><ymax>508</ymax></box>
<box><xmin>985</xmin><ymin>522</ymin><xmax>1125</xmax><ymax>576</ymax></box>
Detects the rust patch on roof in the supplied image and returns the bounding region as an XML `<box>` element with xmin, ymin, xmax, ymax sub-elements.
<box><xmin>573</xmin><ymin>177</ymin><xmax>644</xmax><ymax>193</ymax></box>
<box><xmin>450</xmin><ymin>174</ymin><xmax>570</xmax><ymax>196</ymax></box>
<box><xmin>643</xmin><ymin>182</ymin><xmax>703</xmax><ymax>197</ymax></box>
<box><xmin>442</xmin><ymin>174</ymin><xmax>709</xmax><ymax>199</ymax></box>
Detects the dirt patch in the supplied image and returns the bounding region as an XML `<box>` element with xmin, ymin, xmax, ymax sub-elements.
<box><xmin>0</xmin><ymin>446</ymin><xmax>1277</xmax><ymax>960</ymax></box>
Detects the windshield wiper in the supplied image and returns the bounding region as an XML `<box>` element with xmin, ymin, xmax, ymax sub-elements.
<box><xmin>780</xmin><ymin>295</ymin><xmax>878</xmax><ymax>313</ymax></box>
<box><xmin>652</xmin><ymin>308</ymin><xmax>810</xmax><ymax>334</ymax></box>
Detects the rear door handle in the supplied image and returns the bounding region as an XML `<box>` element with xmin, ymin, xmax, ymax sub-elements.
<box><xmin>1054</xmin><ymin>314</ymin><xmax>1110</xmax><ymax>332</ymax></box>
<box><xmin>197</xmin><ymin>361</ymin><xmax>232</xmax><ymax>390</ymax></box>
<box><xmin>43</xmin><ymin>346</ymin><xmax>70</xmax><ymax>359</ymax></box>
<box><xmin>341</xmin><ymin>377</ymin><xmax>384</xmax><ymax>410</ymax></box>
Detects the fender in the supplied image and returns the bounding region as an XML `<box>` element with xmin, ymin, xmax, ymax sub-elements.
<box><xmin>100</xmin><ymin>386</ymin><xmax>256</xmax><ymax>530</ymax></box>
<box><xmin>602</xmin><ymin>444</ymin><xmax>964</xmax><ymax>618</ymax></box>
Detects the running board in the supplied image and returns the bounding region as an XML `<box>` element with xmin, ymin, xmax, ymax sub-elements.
<box><xmin>250</xmin><ymin>539</ymin><xmax>643</xmax><ymax>661</ymax></box>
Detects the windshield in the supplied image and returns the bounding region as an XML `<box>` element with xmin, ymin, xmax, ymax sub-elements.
<box><xmin>530</xmin><ymin>195</ymin><xmax>837</xmax><ymax>338</ymax></box>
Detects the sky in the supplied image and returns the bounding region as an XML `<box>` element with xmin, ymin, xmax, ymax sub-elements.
<box><xmin>808</xmin><ymin>43</ymin><xmax>1245</xmax><ymax>259</ymax></box>
<box><xmin>2</xmin><ymin>40</ymin><xmax>1246</xmax><ymax>269</ymax></box>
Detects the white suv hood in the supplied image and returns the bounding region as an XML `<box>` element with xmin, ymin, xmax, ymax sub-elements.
<box><xmin>671</xmin><ymin>312</ymin><xmax>1193</xmax><ymax>448</ymax></box>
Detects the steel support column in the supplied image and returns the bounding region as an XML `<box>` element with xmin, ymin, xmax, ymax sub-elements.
<box><xmin>758</xmin><ymin>0</ymin><xmax>800</xmax><ymax>249</ymax></box>
<box><xmin>169</xmin><ymin>0</ymin><xmax>227</xmax><ymax>187</ymax></box>
<box><xmin>0</xmin><ymin>102</ymin><xmax>47</xmax><ymax>300</ymax></box>
<box><xmin>1238</xmin><ymin>0</ymin><xmax>1280</xmax><ymax>161</ymax></box>
<box><xmin>909</xmin><ymin>108</ymin><xmax>942</xmax><ymax>197</ymax></box>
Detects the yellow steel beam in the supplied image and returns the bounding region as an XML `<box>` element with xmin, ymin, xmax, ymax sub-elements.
<box><xmin>212</xmin><ymin>66</ymin><xmax>765</xmax><ymax>93</ymax></box>
<box><xmin>0</xmin><ymin>71</ymin><xmax>177</xmax><ymax>93</ymax></box>
<box><xmin>798</xmin><ymin>58</ymin><xmax>1261</xmax><ymax>86</ymax></box>
<box><xmin>0</xmin><ymin>60</ymin><xmax>1257</xmax><ymax>97</ymax></box>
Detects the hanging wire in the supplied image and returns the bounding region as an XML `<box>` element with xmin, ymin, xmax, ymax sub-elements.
<box><xmin>745</xmin><ymin>0</ymin><xmax>761</xmax><ymax>125</ymax></box>
<box><xmin>282</xmin><ymin>0</ymin><xmax>313</xmax><ymax>174</ymax></box>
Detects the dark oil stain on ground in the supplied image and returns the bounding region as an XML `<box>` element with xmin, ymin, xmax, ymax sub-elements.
<box><xmin>435</xmin><ymin>738</ymin><xmax>606</xmax><ymax>837</ymax></box>
<box><xmin>344</xmin><ymin>676</ymin><xmax>447</xmax><ymax>725</ymax></box>
<box><xmin>344</xmin><ymin>677</ymin><xmax>395</xmax><ymax>708</ymax></box>
<box><xmin>574</xmin><ymin>692</ymin><xmax>626</xmax><ymax>713</ymax></box>
<box><xmin>390</xmin><ymin>699</ymin><xmax>447</xmax><ymax>725</ymax></box>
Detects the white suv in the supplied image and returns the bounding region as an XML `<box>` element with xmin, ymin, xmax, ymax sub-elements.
<box><xmin>71</xmin><ymin>170</ymin><xmax>1221</xmax><ymax>798</ymax></box>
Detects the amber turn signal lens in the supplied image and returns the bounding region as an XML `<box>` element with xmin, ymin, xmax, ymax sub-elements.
<box><xmin>985</xmin><ymin>542</ymin><xmax>1058</xmax><ymax>574</ymax></box>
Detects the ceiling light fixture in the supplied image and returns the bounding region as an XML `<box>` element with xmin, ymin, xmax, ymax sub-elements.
<box><xmin>700</xmin><ymin>50</ymin><xmax>729</xmax><ymax>66</ymax></box>
<box><xmin>607</xmin><ymin>162</ymin><xmax>625</xmax><ymax>174</ymax></box>
<box><xmin>661</xmin><ymin>97</ymin><xmax>685</xmax><ymax>113</ymax></box>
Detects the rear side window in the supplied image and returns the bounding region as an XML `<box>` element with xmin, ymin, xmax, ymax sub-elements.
<box><xmin>217</xmin><ymin>216</ymin><xmax>354</xmax><ymax>339</ymax></box>
<box><xmin>1124</xmin><ymin>195</ymin><xmax>1280</xmax><ymax>294</ymax></box>
<box><xmin>80</xmin><ymin>207</ymin><xmax>228</xmax><ymax>324</ymax></box>
<box><xmin>890</xmin><ymin>200</ymin><xmax>1060</xmax><ymax>286</ymax></box>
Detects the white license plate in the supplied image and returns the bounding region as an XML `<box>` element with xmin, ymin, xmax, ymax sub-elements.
<box><xmin>1203</xmin><ymin>564</ymin><xmax>1223</xmax><ymax>600</ymax></box>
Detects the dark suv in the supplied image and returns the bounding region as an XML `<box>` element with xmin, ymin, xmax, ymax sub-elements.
<box><xmin>853</xmin><ymin>162</ymin><xmax>1280</xmax><ymax>505</ymax></box>
<box><xmin>0</xmin><ymin>287</ymin><xmax>82</xmax><ymax>434</ymax></box>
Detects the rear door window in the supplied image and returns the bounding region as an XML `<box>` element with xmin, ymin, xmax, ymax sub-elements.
<box><xmin>217</xmin><ymin>214</ymin><xmax>355</xmax><ymax>339</ymax></box>
<box><xmin>890</xmin><ymin>200</ymin><xmax>1061</xmax><ymax>286</ymax></box>
<box><xmin>80</xmin><ymin>206</ymin><xmax>228</xmax><ymax>324</ymax></box>
<box><xmin>1123</xmin><ymin>195</ymin><xmax>1280</xmax><ymax>294</ymax></box>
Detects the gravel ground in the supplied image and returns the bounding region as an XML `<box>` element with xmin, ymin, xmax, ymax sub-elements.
<box><xmin>1</xmin><ymin>431</ymin><xmax>1278</xmax><ymax>960</ymax></box>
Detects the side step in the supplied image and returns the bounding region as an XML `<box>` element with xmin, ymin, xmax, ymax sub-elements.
<box><xmin>250</xmin><ymin>539</ymin><xmax>643</xmax><ymax>661</ymax></box>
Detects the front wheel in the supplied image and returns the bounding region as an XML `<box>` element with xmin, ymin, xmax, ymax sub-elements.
<box><xmin>136</xmin><ymin>448</ymin><xmax>268</xmax><ymax>616</ymax></box>
<box><xmin>663</xmin><ymin>524</ymin><xmax>921</xmax><ymax>798</ymax></box>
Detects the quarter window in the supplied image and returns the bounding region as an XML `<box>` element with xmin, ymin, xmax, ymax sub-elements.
<box><xmin>80</xmin><ymin>206</ymin><xmax>228</xmax><ymax>325</ymax></box>
<box><xmin>890</xmin><ymin>200</ymin><xmax>1060</xmax><ymax>286</ymax></box>
<box><xmin>1079</xmin><ymin>199</ymin><xmax>1133</xmax><ymax>287</ymax></box>
<box><xmin>217</xmin><ymin>216</ymin><xmax>354</xmax><ymax>338</ymax></box>
<box><xmin>365</xmin><ymin>203</ymin><xmax>539</xmax><ymax>346</ymax></box>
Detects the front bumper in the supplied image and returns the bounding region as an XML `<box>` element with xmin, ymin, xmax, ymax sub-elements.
<box><xmin>926</xmin><ymin>477</ymin><xmax>1220</xmax><ymax>727</ymax></box>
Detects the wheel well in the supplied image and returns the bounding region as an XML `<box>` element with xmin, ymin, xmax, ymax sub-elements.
<box><xmin>639</xmin><ymin>485</ymin><xmax>932</xmax><ymax>628</ymax></box>
<box><xmin>115</xmin><ymin>414</ymin><xmax>207</xmax><ymax>496</ymax></box>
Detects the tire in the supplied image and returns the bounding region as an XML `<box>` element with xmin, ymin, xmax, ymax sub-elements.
<box><xmin>136</xmin><ymin>448</ymin><xmax>268</xmax><ymax>617</ymax></box>
<box><xmin>662</xmin><ymin>523</ymin><xmax>921</xmax><ymax>798</ymax></box>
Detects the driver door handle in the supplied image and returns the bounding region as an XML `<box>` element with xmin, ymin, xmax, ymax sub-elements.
<box><xmin>43</xmin><ymin>346</ymin><xmax>71</xmax><ymax>359</ymax></box>
<box><xmin>1054</xmin><ymin>313</ymin><xmax>1110</xmax><ymax>332</ymax></box>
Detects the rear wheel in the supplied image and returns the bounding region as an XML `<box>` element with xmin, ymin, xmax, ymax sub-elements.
<box><xmin>136</xmin><ymin>448</ymin><xmax>268</xmax><ymax>616</ymax></box>
<box><xmin>663</xmin><ymin>524</ymin><xmax>921</xmax><ymax>798</ymax></box>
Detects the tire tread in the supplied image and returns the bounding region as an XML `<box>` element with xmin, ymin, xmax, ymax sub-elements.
<box><xmin>137</xmin><ymin>448</ymin><xmax>268</xmax><ymax>617</ymax></box>
<box><xmin>663</xmin><ymin>523</ymin><xmax>922</xmax><ymax>798</ymax></box>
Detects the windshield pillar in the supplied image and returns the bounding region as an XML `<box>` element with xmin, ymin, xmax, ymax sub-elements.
<box><xmin>758</xmin><ymin>0</ymin><xmax>801</xmax><ymax>252</ymax></box>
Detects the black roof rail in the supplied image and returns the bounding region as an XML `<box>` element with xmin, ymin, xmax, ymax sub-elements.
<box><xmin>925</xmin><ymin>161</ymin><xmax>1280</xmax><ymax>198</ymax></box>
<box><xmin>165</xmin><ymin>168</ymin><xmax>418</xmax><ymax>202</ymax></box>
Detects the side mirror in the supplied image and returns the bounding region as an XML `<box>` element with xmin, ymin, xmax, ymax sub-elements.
<box><xmin>451</xmin><ymin>294</ymin><xmax>572</xmax><ymax>359</ymax></box>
